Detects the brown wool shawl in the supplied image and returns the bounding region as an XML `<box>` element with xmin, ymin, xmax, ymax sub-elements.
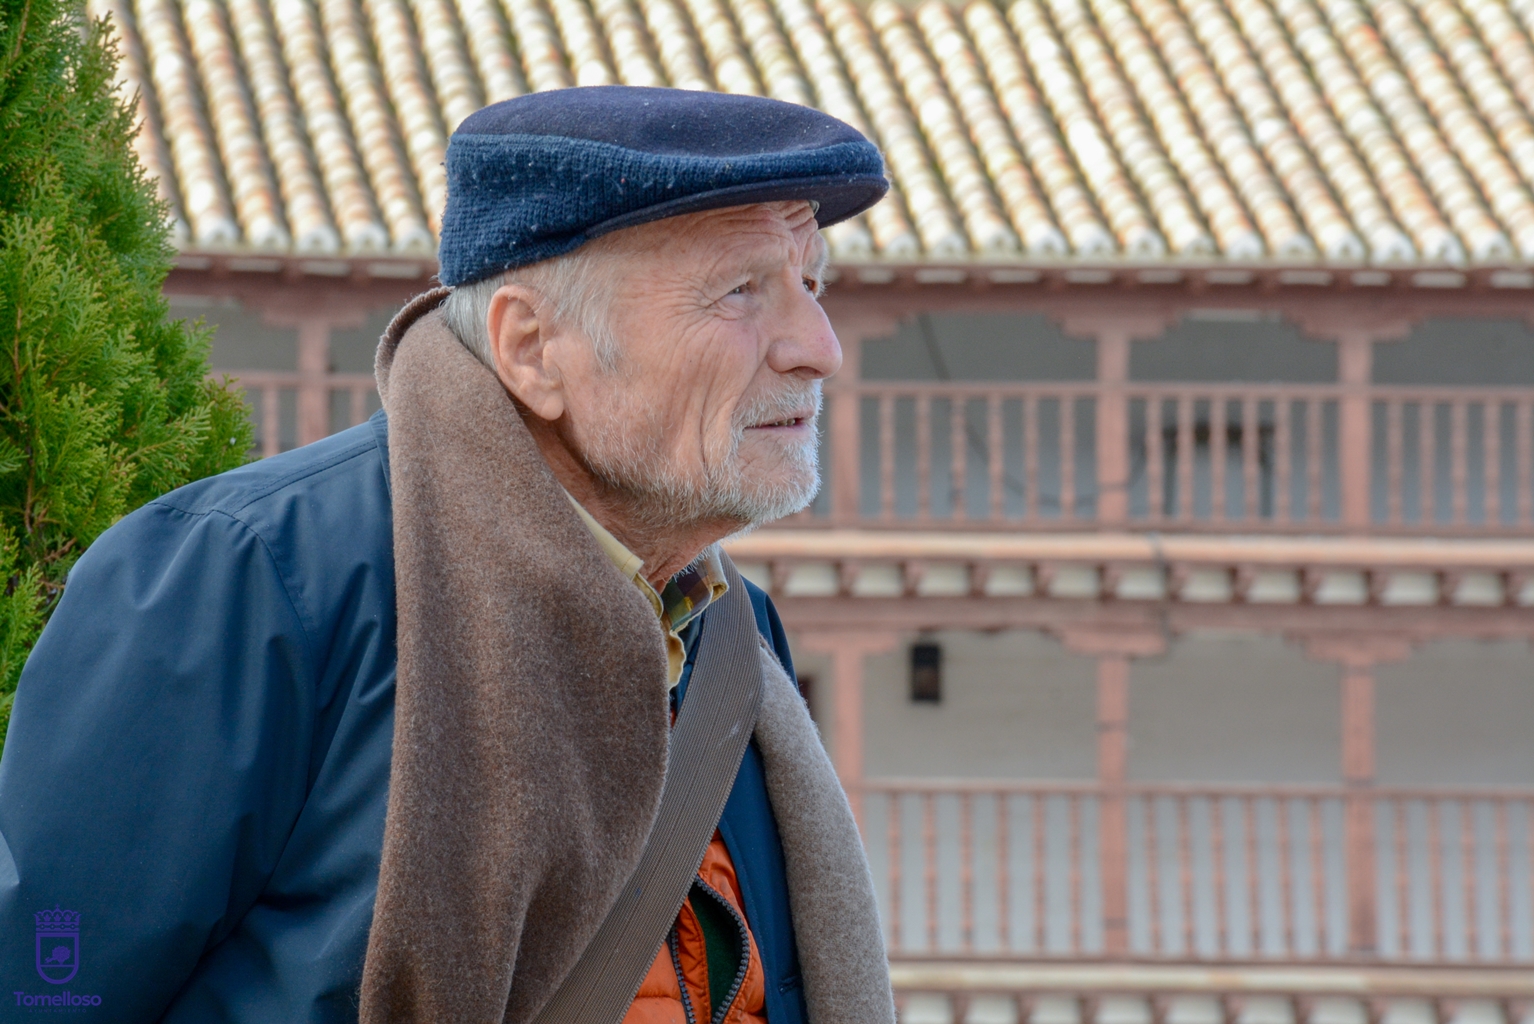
<box><xmin>361</xmin><ymin>290</ymin><xmax>896</xmax><ymax>1024</ymax></box>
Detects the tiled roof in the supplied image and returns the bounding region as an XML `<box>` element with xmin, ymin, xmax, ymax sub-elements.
<box><xmin>94</xmin><ymin>0</ymin><xmax>1534</xmax><ymax>265</ymax></box>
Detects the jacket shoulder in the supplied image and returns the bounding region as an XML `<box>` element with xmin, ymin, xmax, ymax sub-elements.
<box><xmin>81</xmin><ymin>416</ymin><xmax>394</xmax><ymax>644</ymax></box>
<box><xmin>152</xmin><ymin>415</ymin><xmax>388</xmax><ymax>523</ymax></box>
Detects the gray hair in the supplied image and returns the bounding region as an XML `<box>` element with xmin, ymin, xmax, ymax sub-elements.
<box><xmin>441</xmin><ymin>242</ymin><xmax>626</xmax><ymax>372</ymax></box>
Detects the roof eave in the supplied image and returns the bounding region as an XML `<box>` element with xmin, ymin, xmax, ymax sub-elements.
<box><xmin>169</xmin><ymin>249</ymin><xmax>1534</xmax><ymax>293</ymax></box>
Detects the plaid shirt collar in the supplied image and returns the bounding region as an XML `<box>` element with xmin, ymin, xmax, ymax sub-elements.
<box><xmin>657</xmin><ymin>549</ymin><xmax>727</xmax><ymax>634</ymax></box>
<box><xmin>566</xmin><ymin>494</ymin><xmax>729</xmax><ymax>684</ymax></box>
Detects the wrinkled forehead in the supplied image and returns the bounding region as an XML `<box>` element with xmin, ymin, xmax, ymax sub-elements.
<box><xmin>613</xmin><ymin>200</ymin><xmax>827</xmax><ymax>268</ymax></box>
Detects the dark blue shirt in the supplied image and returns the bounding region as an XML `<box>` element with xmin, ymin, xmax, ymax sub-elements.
<box><xmin>0</xmin><ymin>412</ymin><xmax>807</xmax><ymax>1023</ymax></box>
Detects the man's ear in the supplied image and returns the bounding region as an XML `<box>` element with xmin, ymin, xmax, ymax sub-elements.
<box><xmin>487</xmin><ymin>284</ymin><xmax>565</xmax><ymax>422</ymax></box>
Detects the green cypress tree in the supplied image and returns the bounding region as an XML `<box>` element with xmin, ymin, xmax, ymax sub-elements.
<box><xmin>0</xmin><ymin>0</ymin><xmax>253</xmax><ymax>753</ymax></box>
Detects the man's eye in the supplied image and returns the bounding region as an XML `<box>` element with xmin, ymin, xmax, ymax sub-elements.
<box><xmin>803</xmin><ymin>277</ymin><xmax>820</xmax><ymax>294</ymax></box>
<box><xmin>730</xmin><ymin>284</ymin><xmax>748</xmax><ymax>295</ymax></box>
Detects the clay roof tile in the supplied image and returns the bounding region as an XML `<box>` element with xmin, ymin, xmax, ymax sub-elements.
<box><xmin>116</xmin><ymin>0</ymin><xmax>1534</xmax><ymax>265</ymax></box>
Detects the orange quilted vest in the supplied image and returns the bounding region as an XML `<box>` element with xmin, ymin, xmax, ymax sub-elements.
<box><xmin>620</xmin><ymin>831</ymin><xmax>767</xmax><ymax>1024</ymax></box>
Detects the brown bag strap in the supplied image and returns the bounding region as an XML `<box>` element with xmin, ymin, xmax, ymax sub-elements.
<box><xmin>532</xmin><ymin>553</ymin><xmax>765</xmax><ymax>1024</ymax></box>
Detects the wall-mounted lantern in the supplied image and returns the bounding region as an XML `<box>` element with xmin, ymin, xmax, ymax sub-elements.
<box><xmin>910</xmin><ymin>641</ymin><xmax>942</xmax><ymax>704</ymax></box>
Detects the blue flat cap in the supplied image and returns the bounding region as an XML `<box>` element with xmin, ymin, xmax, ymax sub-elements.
<box><xmin>438</xmin><ymin>86</ymin><xmax>889</xmax><ymax>287</ymax></box>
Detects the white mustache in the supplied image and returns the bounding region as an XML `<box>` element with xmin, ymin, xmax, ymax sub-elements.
<box><xmin>733</xmin><ymin>381</ymin><xmax>823</xmax><ymax>433</ymax></box>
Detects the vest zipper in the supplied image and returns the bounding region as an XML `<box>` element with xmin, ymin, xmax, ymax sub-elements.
<box><xmin>691</xmin><ymin>878</ymin><xmax>752</xmax><ymax>1024</ymax></box>
<box><xmin>668</xmin><ymin>924</ymin><xmax>699</xmax><ymax>1024</ymax></box>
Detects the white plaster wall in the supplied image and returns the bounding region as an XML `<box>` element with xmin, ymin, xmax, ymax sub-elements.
<box><xmin>789</xmin><ymin>629</ymin><xmax>1534</xmax><ymax>786</ymax></box>
<box><xmin>857</xmin><ymin>311</ymin><xmax>1534</xmax><ymax>386</ymax></box>
<box><xmin>169</xmin><ymin>294</ymin><xmax>297</xmax><ymax>370</ymax></box>
<box><xmin>329</xmin><ymin>307</ymin><xmax>405</xmax><ymax>372</ymax></box>
<box><xmin>792</xmin><ymin>629</ymin><xmax>1098</xmax><ymax>779</ymax></box>
<box><xmin>1127</xmin><ymin>632</ymin><xmax>1339</xmax><ymax>783</ymax></box>
<box><xmin>1376</xmin><ymin>638</ymin><xmax>1534</xmax><ymax>786</ymax></box>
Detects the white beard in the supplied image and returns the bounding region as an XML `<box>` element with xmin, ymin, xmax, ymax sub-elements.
<box><xmin>574</xmin><ymin>379</ymin><xmax>823</xmax><ymax>530</ymax></box>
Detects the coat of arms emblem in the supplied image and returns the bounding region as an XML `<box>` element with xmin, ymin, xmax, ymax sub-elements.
<box><xmin>34</xmin><ymin>906</ymin><xmax>79</xmax><ymax>984</ymax></box>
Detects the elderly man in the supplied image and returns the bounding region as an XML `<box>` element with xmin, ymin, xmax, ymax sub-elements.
<box><xmin>0</xmin><ymin>88</ymin><xmax>894</xmax><ymax>1024</ymax></box>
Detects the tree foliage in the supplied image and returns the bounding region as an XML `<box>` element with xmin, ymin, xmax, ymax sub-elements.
<box><xmin>0</xmin><ymin>0</ymin><xmax>252</xmax><ymax>752</ymax></box>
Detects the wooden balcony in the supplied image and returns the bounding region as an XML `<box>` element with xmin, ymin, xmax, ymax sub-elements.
<box><xmin>868</xmin><ymin>778</ymin><xmax>1534</xmax><ymax>1017</ymax></box>
<box><xmin>223</xmin><ymin>369</ymin><xmax>1534</xmax><ymax>540</ymax></box>
<box><xmin>790</xmin><ymin>380</ymin><xmax>1534</xmax><ymax>537</ymax></box>
<box><xmin>867</xmin><ymin>779</ymin><xmax>1534</xmax><ymax>962</ymax></box>
<box><xmin>223</xmin><ymin>370</ymin><xmax>377</xmax><ymax>457</ymax></box>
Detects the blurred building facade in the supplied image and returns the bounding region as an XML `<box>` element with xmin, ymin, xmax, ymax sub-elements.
<box><xmin>105</xmin><ymin>0</ymin><xmax>1534</xmax><ymax>1016</ymax></box>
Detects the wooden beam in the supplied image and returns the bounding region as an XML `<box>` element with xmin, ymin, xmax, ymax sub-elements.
<box><xmin>1341</xmin><ymin>659</ymin><xmax>1378</xmax><ymax>954</ymax></box>
<box><xmin>827</xmin><ymin>333</ymin><xmax>861</xmax><ymax>526</ymax></box>
<box><xmin>1097</xmin><ymin>654</ymin><xmax>1131</xmax><ymax>956</ymax></box>
<box><xmin>1296</xmin><ymin>635</ymin><xmax>1414</xmax><ymax>957</ymax></box>
<box><xmin>726</xmin><ymin>529</ymin><xmax>1534</xmax><ymax>570</ymax></box>
<box><xmin>795</xmin><ymin>631</ymin><xmax>899</xmax><ymax>823</ymax></box>
<box><xmin>765</xmin><ymin>595</ymin><xmax>1534</xmax><ymax>644</ymax></box>
<box><xmin>885</xmin><ymin>960</ymin><xmax>1534</xmax><ymax>997</ymax></box>
<box><xmin>1096</xmin><ymin>331</ymin><xmax>1131</xmax><ymax>526</ymax></box>
<box><xmin>1338</xmin><ymin>333</ymin><xmax>1374</xmax><ymax>531</ymax></box>
<box><xmin>296</xmin><ymin>318</ymin><xmax>331</xmax><ymax>448</ymax></box>
<box><xmin>819</xmin><ymin>275</ymin><xmax>1534</xmax><ymax>330</ymax></box>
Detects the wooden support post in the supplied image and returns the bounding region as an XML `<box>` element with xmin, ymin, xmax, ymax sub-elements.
<box><xmin>797</xmin><ymin>631</ymin><xmax>898</xmax><ymax>827</ymax></box>
<box><xmin>242</xmin><ymin>292</ymin><xmax>381</xmax><ymax>451</ymax></box>
<box><xmin>1341</xmin><ymin>657</ymin><xmax>1378</xmax><ymax>955</ymax></box>
<box><xmin>1298</xmin><ymin>632</ymin><xmax>1412</xmax><ymax>956</ymax></box>
<box><xmin>832</xmin><ymin>641</ymin><xmax>868</xmax><ymax>818</ymax></box>
<box><xmin>821</xmin><ymin>304</ymin><xmax>898</xmax><ymax>526</ymax></box>
<box><xmin>1338</xmin><ymin>333</ymin><xmax>1373</xmax><ymax>530</ymax></box>
<box><xmin>296</xmin><ymin>317</ymin><xmax>331</xmax><ymax>448</ymax></box>
<box><xmin>1059</xmin><ymin>311</ymin><xmax>1171</xmax><ymax>526</ymax></box>
<box><xmin>1096</xmin><ymin>331</ymin><xmax>1131</xmax><ymax>526</ymax></box>
<box><xmin>1057</xmin><ymin>625</ymin><xmax>1163</xmax><ymax>959</ymax></box>
<box><xmin>1290</xmin><ymin>310</ymin><xmax>1409</xmax><ymax>530</ymax></box>
<box><xmin>828</xmin><ymin>334</ymin><xmax>862</xmax><ymax>526</ymax></box>
<box><xmin>1097</xmin><ymin>653</ymin><xmax>1131</xmax><ymax>955</ymax></box>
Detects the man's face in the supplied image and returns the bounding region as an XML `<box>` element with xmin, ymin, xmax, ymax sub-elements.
<box><xmin>554</xmin><ymin>201</ymin><xmax>839</xmax><ymax>529</ymax></box>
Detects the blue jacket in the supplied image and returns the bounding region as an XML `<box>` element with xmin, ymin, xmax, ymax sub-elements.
<box><xmin>0</xmin><ymin>412</ymin><xmax>808</xmax><ymax>1024</ymax></box>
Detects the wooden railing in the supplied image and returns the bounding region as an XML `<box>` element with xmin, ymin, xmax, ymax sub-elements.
<box><xmin>222</xmin><ymin>370</ymin><xmax>378</xmax><ymax>457</ymax></box>
<box><xmin>862</xmin><ymin>779</ymin><xmax>1534</xmax><ymax>965</ymax></box>
<box><xmin>224</xmin><ymin>370</ymin><xmax>1534</xmax><ymax>537</ymax></box>
<box><xmin>792</xmin><ymin>381</ymin><xmax>1534</xmax><ymax>535</ymax></box>
<box><xmin>886</xmin><ymin>967</ymin><xmax>1534</xmax><ymax>1021</ymax></box>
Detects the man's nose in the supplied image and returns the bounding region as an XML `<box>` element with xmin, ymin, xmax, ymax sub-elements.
<box><xmin>765</xmin><ymin>285</ymin><xmax>842</xmax><ymax>380</ymax></box>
